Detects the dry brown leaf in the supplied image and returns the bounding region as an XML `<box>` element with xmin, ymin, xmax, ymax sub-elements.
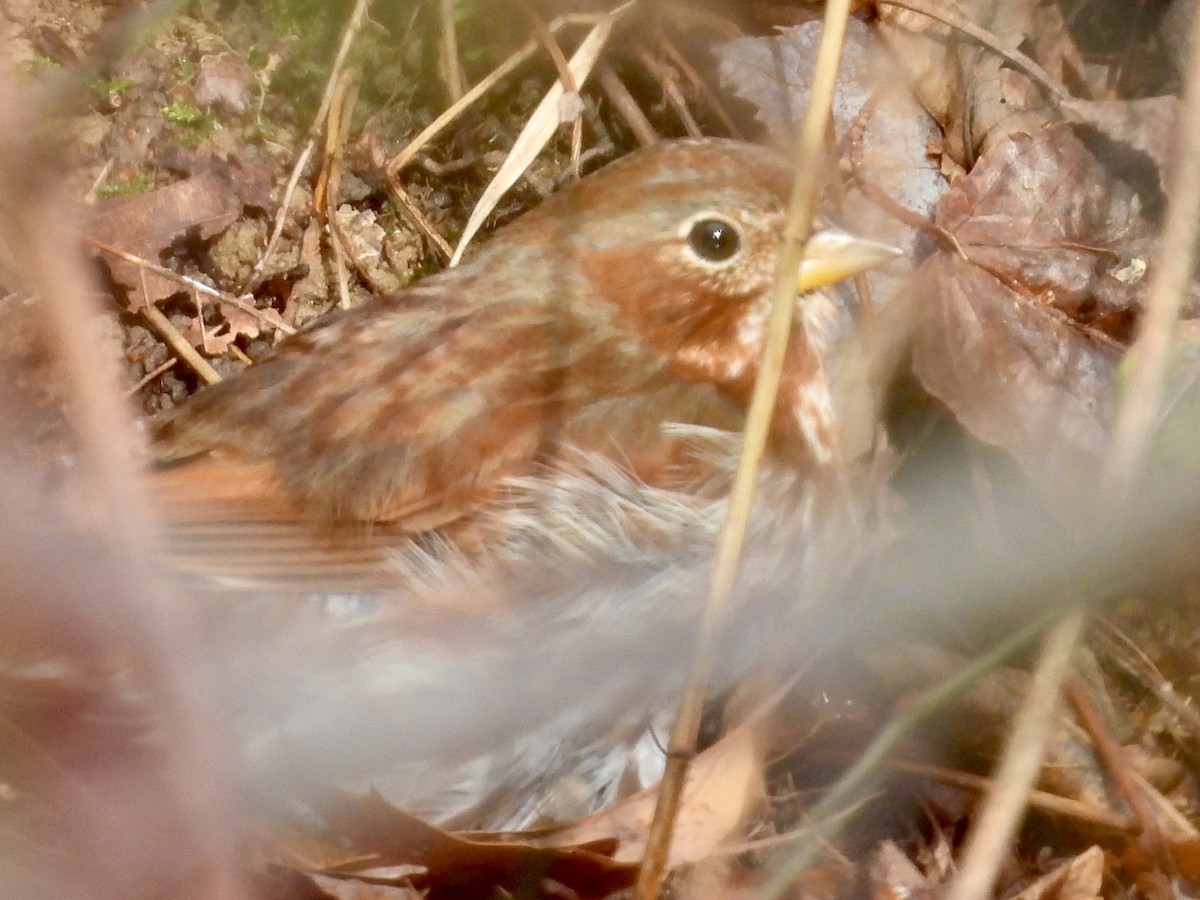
<box><xmin>90</xmin><ymin>170</ymin><xmax>242</xmax><ymax>309</ymax></box>
<box><xmin>911</xmin><ymin>123</ymin><xmax>1179</xmax><ymax>487</ymax></box>
<box><xmin>913</xmin><ymin>252</ymin><xmax>1122</xmax><ymax>487</ymax></box>
<box><xmin>1007</xmin><ymin>845</ymin><xmax>1104</xmax><ymax>900</ymax></box>
<box><xmin>183</xmin><ymin>303</ymin><xmax>287</xmax><ymax>355</ymax></box>
<box><xmin>876</xmin><ymin>0</ymin><xmax>1058</xmax><ymax>165</ymax></box>
<box><xmin>1063</xmin><ymin>96</ymin><xmax>1179</xmax><ymax>192</ymax></box>
<box><xmin>298</xmin><ymin>789</ymin><xmax>635</xmax><ymax>899</ymax></box>
<box><xmin>540</xmin><ymin>724</ymin><xmax>765</xmax><ymax>867</ymax></box>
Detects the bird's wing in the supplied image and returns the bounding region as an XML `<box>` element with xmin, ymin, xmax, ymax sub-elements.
<box><xmin>149</xmin><ymin>283</ymin><xmax>732</xmax><ymax>589</ymax></box>
<box><xmin>156</xmin><ymin>286</ymin><xmax>608</xmax><ymax>519</ymax></box>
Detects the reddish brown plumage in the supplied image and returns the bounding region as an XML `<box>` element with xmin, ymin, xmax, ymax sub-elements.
<box><xmin>153</xmin><ymin>138</ymin><xmax>864</xmax><ymax>588</ymax></box>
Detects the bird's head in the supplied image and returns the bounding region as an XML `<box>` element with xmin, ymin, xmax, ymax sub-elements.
<box><xmin>490</xmin><ymin>138</ymin><xmax>900</xmax><ymax>390</ymax></box>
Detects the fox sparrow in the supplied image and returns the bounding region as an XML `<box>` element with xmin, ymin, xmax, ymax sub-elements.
<box><xmin>152</xmin><ymin>137</ymin><xmax>897</xmax><ymax>590</ymax></box>
<box><xmin>153</xmin><ymin>138</ymin><xmax>900</xmax><ymax>832</ymax></box>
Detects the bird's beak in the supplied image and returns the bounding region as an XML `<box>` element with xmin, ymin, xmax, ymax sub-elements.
<box><xmin>796</xmin><ymin>228</ymin><xmax>903</xmax><ymax>292</ymax></box>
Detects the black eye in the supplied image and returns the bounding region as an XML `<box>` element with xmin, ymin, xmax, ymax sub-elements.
<box><xmin>687</xmin><ymin>218</ymin><xmax>741</xmax><ymax>262</ymax></box>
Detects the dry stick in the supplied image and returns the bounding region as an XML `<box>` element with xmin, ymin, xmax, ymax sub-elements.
<box><xmin>892</xmin><ymin>760</ymin><xmax>1136</xmax><ymax>834</ymax></box>
<box><xmin>387</xmin><ymin>40</ymin><xmax>542</xmax><ymax>176</ymax></box>
<box><xmin>634</xmin><ymin>47</ymin><xmax>702</xmax><ymax>138</ymax></box>
<box><xmin>876</xmin><ymin>0</ymin><xmax>1070</xmax><ymax>102</ymax></box>
<box><xmin>1104</xmin><ymin>1</ymin><xmax>1200</xmax><ymax>487</ymax></box>
<box><xmin>630</xmin><ymin>3</ymin><xmax>855</xmax><ymax>898</ymax></box>
<box><xmin>943</xmin><ymin>609</ymin><xmax>1087</xmax><ymax>900</ymax></box>
<box><xmin>658</xmin><ymin>38</ymin><xmax>743</xmax><ymax>139</ymax></box>
<box><xmin>384</xmin><ymin>176</ymin><xmax>454</xmax><ymax>261</ymax></box>
<box><xmin>1066</xmin><ymin>679</ymin><xmax>1167</xmax><ymax>848</ymax></box>
<box><xmin>438</xmin><ymin>0</ymin><xmax>466</xmax><ymax>101</ymax></box>
<box><xmin>312</xmin><ymin>68</ymin><xmax>359</xmax><ymax>215</ymax></box>
<box><xmin>88</xmin><ymin>239</ymin><xmax>295</xmax><ymax>334</ymax></box>
<box><xmin>597</xmin><ymin>64</ymin><xmax>658</xmax><ymax>147</ymax></box>
<box><xmin>723</xmin><ymin>751</ymin><xmax>1140</xmax><ymax>859</ymax></box>
<box><xmin>141</xmin><ymin>297</ymin><xmax>222</xmax><ymax>386</ymax></box>
<box><xmin>247</xmin><ymin>0</ymin><xmax>372</xmax><ymax>289</ymax></box>
<box><xmin>127</xmin><ymin>356</ymin><xmax>180</xmax><ymax>397</ymax></box>
<box><xmin>321</xmin><ymin>71</ymin><xmax>361</xmax><ymax>310</ymax></box>
<box><xmin>517</xmin><ymin>0</ymin><xmax>584</xmax><ymax>177</ymax></box>
<box><xmin>84</xmin><ymin>158</ymin><xmax>114</xmax><ymax>205</ymax></box>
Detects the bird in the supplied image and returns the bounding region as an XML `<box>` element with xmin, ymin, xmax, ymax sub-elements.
<box><xmin>150</xmin><ymin>137</ymin><xmax>899</xmax><ymax>592</ymax></box>
<box><xmin>146</xmin><ymin>137</ymin><xmax>903</xmax><ymax>833</ymax></box>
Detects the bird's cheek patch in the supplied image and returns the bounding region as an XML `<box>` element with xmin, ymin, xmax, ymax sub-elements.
<box><xmin>578</xmin><ymin>245</ymin><xmax>764</xmax><ymax>386</ymax></box>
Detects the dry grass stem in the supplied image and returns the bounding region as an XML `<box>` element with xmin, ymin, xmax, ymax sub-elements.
<box><xmin>518</xmin><ymin>0</ymin><xmax>584</xmax><ymax>175</ymax></box>
<box><xmin>320</xmin><ymin>71</ymin><xmax>361</xmax><ymax>309</ymax></box>
<box><xmin>386</xmin><ymin>11</ymin><xmax>611</xmax><ymax>177</ymax></box>
<box><xmin>634</xmin><ymin>48</ymin><xmax>702</xmax><ymax>137</ymax></box>
<box><xmin>384</xmin><ymin>176</ymin><xmax>454</xmax><ymax>259</ymax></box>
<box><xmin>597</xmin><ymin>64</ymin><xmax>659</xmax><ymax>146</ymax></box>
<box><xmin>943</xmin><ymin>607</ymin><xmax>1086</xmax><ymax>900</ymax></box>
<box><xmin>438</xmin><ymin>0</ymin><xmax>467</xmax><ymax>101</ymax></box>
<box><xmin>659</xmin><ymin>37</ymin><xmax>742</xmax><ymax>138</ymax></box>
<box><xmin>632</xmin><ymin>2</ymin><xmax>856</xmax><ymax>897</ymax></box>
<box><xmin>449</xmin><ymin>1</ymin><xmax>632</xmax><ymax>266</ymax></box>
<box><xmin>248</xmin><ymin>0</ymin><xmax>373</xmax><ymax>288</ymax></box>
<box><xmin>1104</xmin><ymin>2</ymin><xmax>1200</xmax><ymax>488</ymax></box>
<box><xmin>892</xmin><ymin>760</ymin><xmax>1137</xmax><ymax>833</ymax></box>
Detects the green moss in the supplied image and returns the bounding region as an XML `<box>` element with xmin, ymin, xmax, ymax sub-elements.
<box><xmin>98</xmin><ymin>169</ymin><xmax>152</xmax><ymax>197</ymax></box>
<box><xmin>173</xmin><ymin>57</ymin><xmax>198</xmax><ymax>82</ymax></box>
<box><xmin>90</xmin><ymin>76</ymin><xmax>135</xmax><ymax>103</ymax></box>
<box><xmin>20</xmin><ymin>53</ymin><xmax>61</xmax><ymax>74</ymax></box>
<box><xmin>161</xmin><ymin>97</ymin><xmax>207</xmax><ymax>125</ymax></box>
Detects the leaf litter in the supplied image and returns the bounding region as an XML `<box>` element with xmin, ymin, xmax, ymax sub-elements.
<box><xmin>3</xmin><ymin>1</ymin><xmax>1200</xmax><ymax>899</ymax></box>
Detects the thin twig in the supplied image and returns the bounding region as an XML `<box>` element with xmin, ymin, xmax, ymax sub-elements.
<box><xmin>88</xmin><ymin>238</ymin><xmax>295</xmax><ymax>335</ymax></box>
<box><xmin>634</xmin><ymin>47</ymin><xmax>702</xmax><ymax>138</ymax></box>
<box><xmin>320</xmin><ymin>71</ymin><xmax>361</xmax><ymax>309</ymax></box>
<box><xmin>1066</xmin><ymin>678</ymin><xmax>1166</xmax><ymax>850</ymax></box>
<box><xmin>892</xmin><ymin>759</ymin><xmax>1136</xmax><ymax>833</ymax></box>
<box><xmin>845</xmin><ymin>95</ymin><xmax>967</xmax><ymax>265</ymax></box>
<box><xmin>658</xmin><ymin>37</ymin><xmax>743</xmax><ymax>138</ymax></box>
<box><xmin>597</xmin><ymin>63</ymin><xmax>658</xmax><ymax>147</ymax></box>
<box><xmin>632</xmin><ymin>3</ymin><xmax>855</xmax><ymax>898</ymax></box>
<box><xmin>384</xmin><ymin>176</ymin><xmax>454</xmax><ymax>261</ymax></box>
<box><xmin>247</xmin><ymin>0</ymin><xmax>373</xmax><ymax>289</ymax></box>
<box><xmin>126</xmin><ymin>355</ymin><xmax>179</xmax><ymax>397</ymax></box>
<box><xmin>140</xmin><ymin>300</ymin><xmax>222</xmax><ymax>385</ymax></box>
<box><xmin>449</xmin><ymin>2</ymin><xmax>632</xmax><ymax>266</ymax></box>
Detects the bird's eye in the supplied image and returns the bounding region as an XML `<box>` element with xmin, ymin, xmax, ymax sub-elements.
<box><xmin>686</xmin><ymin>218</ymin><xmax>741</xmax><ymax>263</ymax></box>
